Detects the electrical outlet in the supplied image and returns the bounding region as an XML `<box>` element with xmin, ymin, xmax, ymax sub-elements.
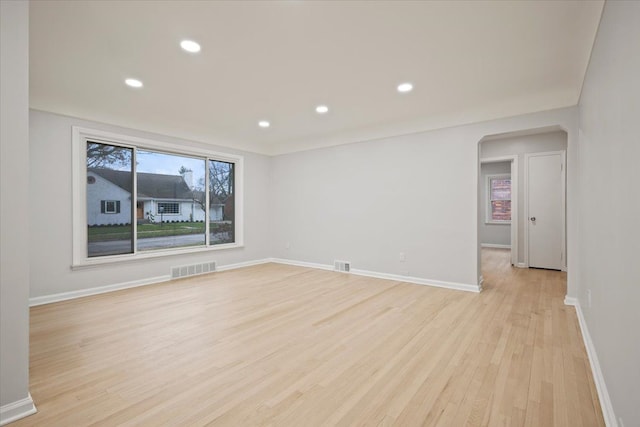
<box><xmin>587</xmin><ymin>289</ymin><xmax>592</xmax><ymax>308</ymax></box>
<box><xmin>399</xmin><ymin>252</ymin><xmax>406</xmax><ymax>262</ymax></box>
<box><xmin>285</xmin><ymin>242</ymin><xmax>290</xmax><ymax>249</ymax></box>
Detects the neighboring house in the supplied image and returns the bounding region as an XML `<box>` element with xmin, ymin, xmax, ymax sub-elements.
<box><xmin>86</xmin><ymin>170</ymin><xmax>133</xmax><ymax>225</ymax></box>
<box><xmin>210</xmin><ymin>198</ymin><xmax>225</xmax><ymax>222</ymax></box>
<box><xmin>87</xmin><ymin>168</ymin><xmax>223</xmax><ymax>225</ymax></box>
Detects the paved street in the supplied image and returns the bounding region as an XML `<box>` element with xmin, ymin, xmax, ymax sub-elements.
<box><xmin>88</xmin><ymin>234</ymin><xmax>206</xmax><ymax>257</ymax></box>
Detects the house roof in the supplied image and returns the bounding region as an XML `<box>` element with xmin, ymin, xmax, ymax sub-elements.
<box><xmin>89</xmin><ymin>168</ymin><xmax>229</xmax><ymax>207</ymax></box>
<box><xmin>89</xmin><ymin>168</ymin><xmax>194</xmax><ymax>200</ymax></box>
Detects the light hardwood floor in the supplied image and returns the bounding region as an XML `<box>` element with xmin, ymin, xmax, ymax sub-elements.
<box><xmin>14</xmin><ymin>249</ymin><xmax>604</xmax><ymax>426</ymax></box>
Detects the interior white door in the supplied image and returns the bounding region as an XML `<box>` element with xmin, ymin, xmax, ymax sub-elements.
<box><xmin>527</xmin><ymin>152</ymin><xmax>564</xmax><ymax>270</ymax></box>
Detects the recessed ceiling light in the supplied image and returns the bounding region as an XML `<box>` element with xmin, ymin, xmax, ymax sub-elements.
<box><xmin>125</xmin><ymin>78</ymin><xmax>143</xmax><ymax>88</ymax></box>
<box><xmin>180</xmin><ymin>40</ymin><xmax>201</xmax><ymax>53</ymax></box>
<box><xmin>315</xmin><ymin>105</ymin><xmax>329</xmax><ymax>114</ymax></box>
<box><xmin>397</xmin><ymin>82</ymin><xmax>413</xmax><ymax>93</ymax></box>
<box><xmin>258</xmin><ymin>121</ymin><xmax>270</xmax><ymax>128</ymax></box>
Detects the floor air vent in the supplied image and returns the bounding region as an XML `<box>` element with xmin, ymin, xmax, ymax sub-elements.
<box><xmin>334</xmin><ymin>260</ymin><xmax>351</xmax><ymax>273</ymax></box>
<box><xmin>171</xmin><ymin>261</ymin><xmax>216</xmax><ymax>279</ymax></box>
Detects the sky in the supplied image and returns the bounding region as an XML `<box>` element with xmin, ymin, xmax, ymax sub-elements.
<box><xmin>137</xmin><ymin>150</ymin><xmax>206</xmax><ymax>190</ymax></box>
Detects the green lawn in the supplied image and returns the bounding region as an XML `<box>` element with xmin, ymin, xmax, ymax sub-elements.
<box><xmin>88</xmin><ymin>222</ymin><xmax>206</xmax><ymax>242</ymax></box>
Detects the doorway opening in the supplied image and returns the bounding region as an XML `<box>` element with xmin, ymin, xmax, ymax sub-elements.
<box><xmin>478</xmin><ymin>129</ymin><xmax>568</xmax><ymax>286</ymax></box>
<box><xmin>480</xmin><ymin>157</ymin><xmax>517</xmax><ymax>266</ymax></box>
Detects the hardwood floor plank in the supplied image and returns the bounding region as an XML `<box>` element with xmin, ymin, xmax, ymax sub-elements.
<box><xmin>13</xmin><ymin>249</ymin><xmax>604</xmax><ymax>426</ymax></box>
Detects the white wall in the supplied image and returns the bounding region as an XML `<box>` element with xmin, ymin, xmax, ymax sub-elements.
<box><xmin>271</xmin><ymin>108</ymin><xmax>579</xmax><ymax>291</ymax></box>
<box><xmin>479</xmin><ymin>162</ymin><xmax>511</xmax><ymax>247</ymax></box>
<box><xmin>29</xmin><ymin>110</ymin><xmax>272</xmax><ymax>298</ymax></box>
<box><xmin>577</xmin><ymin>2</ymin><xmax>640</xmax><ymax>426</ymax></box>
<box><xmin>481</xmin><ymin>131</ymin><xmax>567</xmax><ymax>265</ymax></box>
<box><xmin>0</xmin><ymin>0</ymin><xmax>34</xmax><ymax>421</ymax></box>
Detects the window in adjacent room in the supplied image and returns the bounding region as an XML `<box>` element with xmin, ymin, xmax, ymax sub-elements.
<box><xmin>486</xmin><ymin>174</ymin><xmax>511</xmax><ymax>223</ymax></box>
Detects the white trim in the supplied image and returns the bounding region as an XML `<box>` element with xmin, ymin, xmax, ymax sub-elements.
<box><xmin>74</xmin><ymin>126</ymin><xmax>241</xmax><ymax>162</ymax></box>
<box><xmin>31</xmin><ymin>259</ymin><xmax>273</xmax><ymax>306</ymax></box>
<box><xmin>516</xmin><ymin>262</ymin><xmax>528</xmax><ymax>268</ymax></box>
<box><xmin>480</xmin><ymin>243</ymin><xmax>511</xmax><ymax>249</ymax></box>
<box><xmin>71</xmin><ymin>243</ymin><xmax>244</xmax><ymax>270</ymax></box>
<box><xmin>480</xmin><ymin>155</ymin><xmax>518</xmax><ymax>267</ymax></box>
<box><xmin>215</xmin><ymin>258</ymin><xmax>271</xmax><ymax>272</ymax></box>
<box><xmin>564</xmin><ymin>298</ymin><xmax>618</xmax><ymax>427</ymax></box>
<box><xmin>269</xmin><ymin>258</ymin><xmax>334</xmax><ymax>271</ymax></box>
<box><xmin>270</xmin><ymin>258</ymin><xmax>481</xmax><ymax>293</ymax></box>
<box><xmin>29</xmin><ymin>275</ymin><xmax>172</xmax><ymax>306</ymax></box>
<box><xmin>524</xmin><ymin>150</ymin><xmax>566</xmax><ymax>270</ymax></box>
<box><xmin>0</xmin><ymin>393</ymin><xmax>36</xmax><ymax>426</ymax></box>
<box><xmin>72</xmin><ymin>126</ymin><xmax>245</xmax><ymax>268</ymax></box>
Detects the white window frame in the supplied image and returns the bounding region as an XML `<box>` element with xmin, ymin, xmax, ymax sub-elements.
<box><xmin>103</xmin><ymin>200</ymin><xmax>118</xmax><ymax>214</ymax></box>
<box><xmin>486</xmin><ymin>173</ymin><xmax>512</xmax><ymax>224</ymax></box>
<box><xmin>72</xmin><ymin>126</ymin><xmax>244</xmax><ymax>268</ymax></box>
<box><xmin>156</xmin><ymin>202</ymin><xmax>180</xmax><ymax>215</ymax></box>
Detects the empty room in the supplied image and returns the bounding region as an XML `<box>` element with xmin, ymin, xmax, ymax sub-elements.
<box><xmin>1</xmin><ymin>1</ymin><xmax>638</xmax><ymax>426</ymax></box>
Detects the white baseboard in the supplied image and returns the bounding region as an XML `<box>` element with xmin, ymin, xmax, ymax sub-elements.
<box><xmin>29</xmin><ymin>256</ymin><xmax>480</xmax><ymax>307</ymax></box>
<box><xmin>29</xmin><ymin>259</ymin><xmax>274</xmax><ymax>307</ymax></box>
<box><xmin>270</xmin><ymin>258</ymin><xmax>481</xmax><ymax>293</ymax></box>
<box><xmin>564</xmin><ymin>298</ymin><xmax>618</xmax><ymax>427</ymax></box>
<box><xmin>480</xmin><ymin>243</ymin><xmax>511</xmax><ymax>249</ymax></box>
<box><xmin>0</xmin><ymin>393</ymin><xmax>36</xmax><ymax>426</ymax></box>
<box><xmin>216</xmin><ymin>258</ymin><xmax>271</xmax><ymax>272</ymax></box>
<box><xmin>29</xmin><ymin>275</ymin><xmax>171</xmax><ymax>306</ymax></box>
<box><xmin>270</xmin><ymin>258</ymin><xmax>334</xmax><ymax>271</ymax></box>
<box><xmin>29</xmin><ymin>258</ymin><xmax>271</xmax><ymax>307</ymax></box>
<box><xmin>516</xmin><ymin>262</ymin><xmax>528</xmax><ymax>268</ymax></box>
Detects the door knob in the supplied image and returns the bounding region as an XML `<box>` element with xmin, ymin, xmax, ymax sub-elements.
<box><xmin>530</xmin><ymin>217</ymin><xmax>536</xmax><ymax>221</ymax></box>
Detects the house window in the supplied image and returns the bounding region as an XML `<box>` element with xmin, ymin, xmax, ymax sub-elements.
<box><xmin>102</xmin><ymin>200</ymin><xmax>120</xmax><ymax>214</ymax></box>
<box><xmin>487</xmin><ymin>174</ymin><xmax>511</xmax><ymax>223</ymax></box>
<box><xmin>156</xmin><ymin>202</ymin><xmax>180</xmax><ymax>215</ymax></box>
<box><xmin>74</xmin><ymin>127</ymin><xmax>243</xmax><ymax>266</ymax></box>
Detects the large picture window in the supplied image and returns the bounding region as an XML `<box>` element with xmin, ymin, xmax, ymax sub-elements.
<box><xmin>75</xmin><ymin>127</ymin><xmax>243</xmax><ymax>265</ymax></box>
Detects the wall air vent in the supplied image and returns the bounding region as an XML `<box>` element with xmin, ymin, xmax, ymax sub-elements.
<box><xmin>171</xmin><ymin>261</ymin><xmax>216</xmax><ymax>279</ymax></box>
<box><xmin>334</xmin><ymin>260</ymin><xmax>351</xmax><ymax>273</ymax></box>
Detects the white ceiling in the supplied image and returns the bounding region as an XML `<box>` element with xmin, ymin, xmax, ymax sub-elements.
<box><xmin>30</xmin><ymin>1</ymin><xmax>603</xmax><ymax>155</ymax></box>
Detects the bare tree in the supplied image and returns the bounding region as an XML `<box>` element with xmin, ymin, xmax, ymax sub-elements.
<box><xmin>209</xmin><ymin>161</ymin><xmax>233</xmax><ymax>199</ymax></box>
<box><xmin>86</xmin><ymin>142</ymin><xmax>131</xmax><ymax>168</ymax></box>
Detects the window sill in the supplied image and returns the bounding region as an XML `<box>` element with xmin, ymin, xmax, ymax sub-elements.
<box><xmin>485</xmin><ymin>220</ymin><xmax>511</xmax><ymax>225</ymax></box>
<box><xmin>71</xmin><ymin>242</ymin><xmax>243</xmax><ymax>270</ymax></box>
